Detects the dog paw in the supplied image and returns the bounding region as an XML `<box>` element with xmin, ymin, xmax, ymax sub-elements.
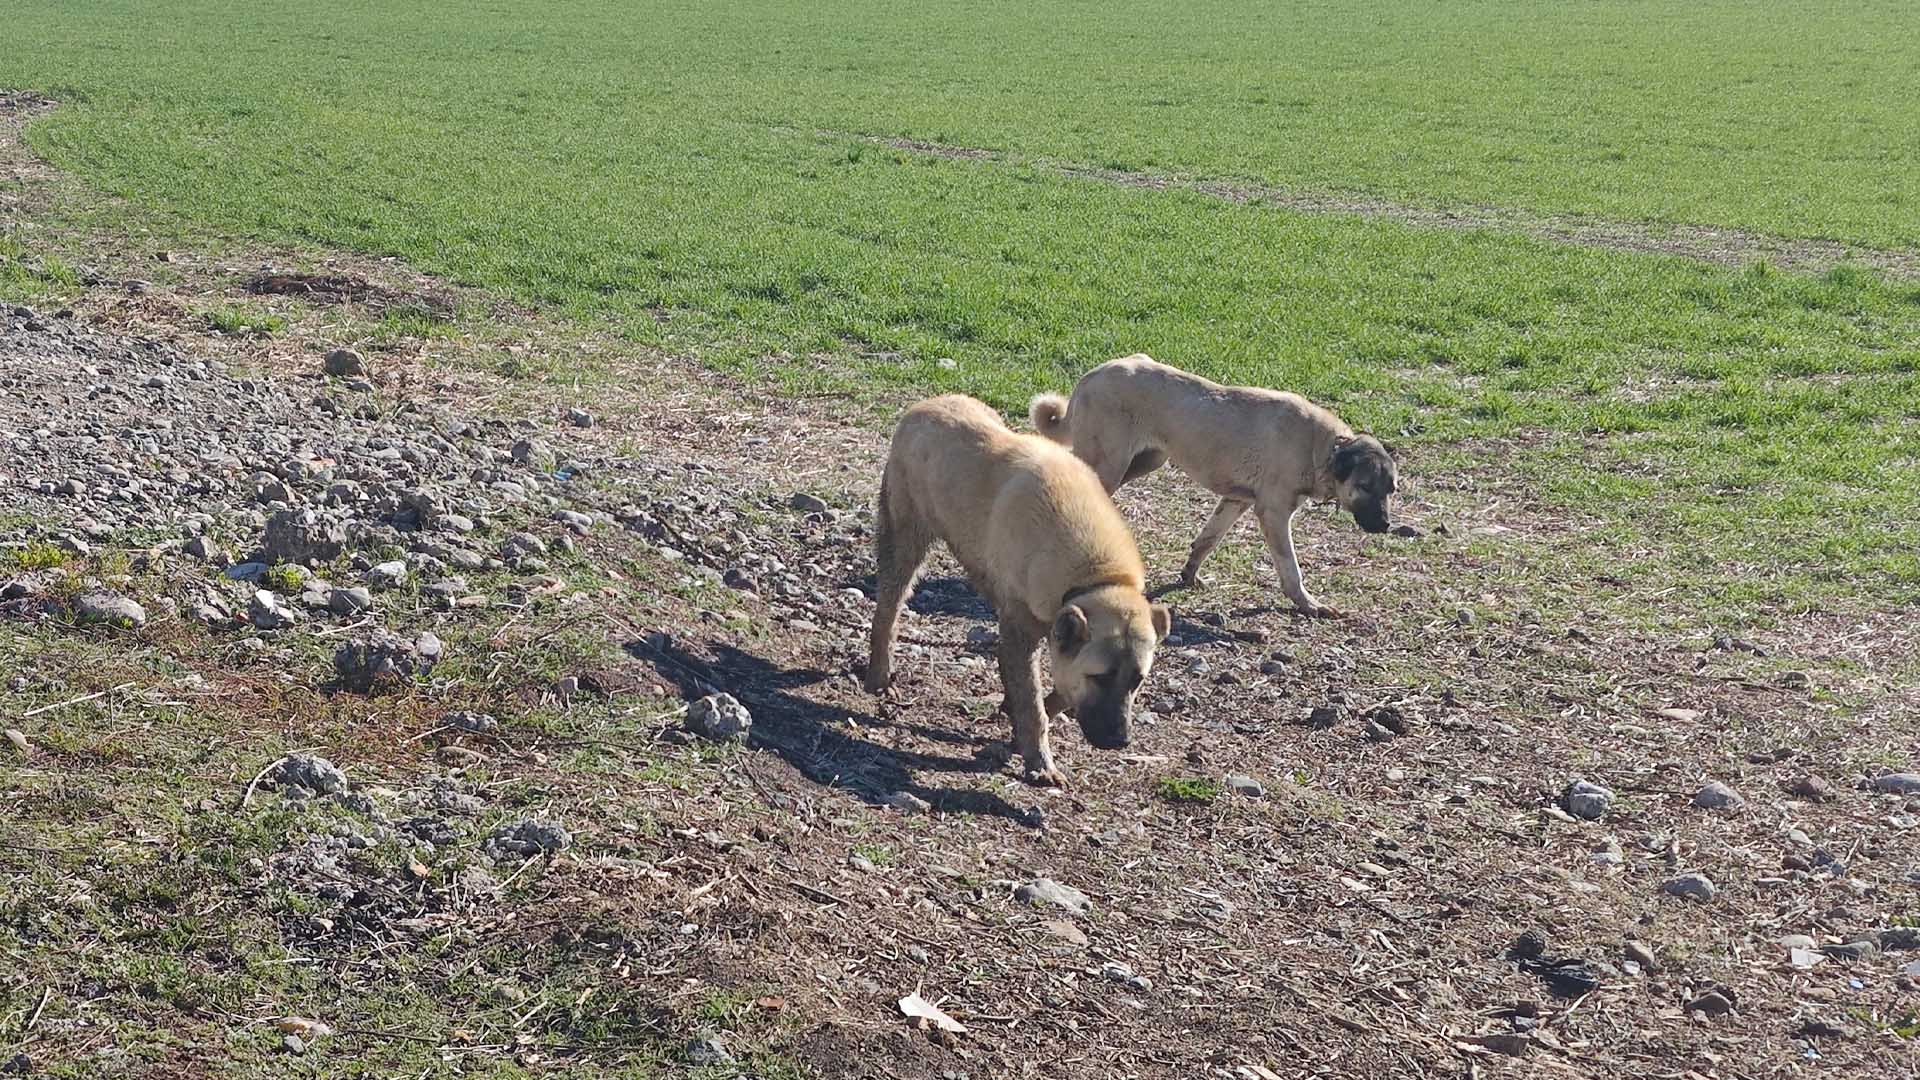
<box><xmin>861</xmin><ymin>668</ymin><xmax>892</xmax><ymax>694</ymax></box>
<box><xmin>1023</xmin><ymin>761</ymin><xmax>1071</xmax><ymax>788</ymax></box>
<box><xmin>1296</xmin><ymin>601</ymin><xmax>1343</xmax><ymax>619</ymax></box>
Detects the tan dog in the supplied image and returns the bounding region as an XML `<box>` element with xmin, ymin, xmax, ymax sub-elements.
<box><xmin>867</xmin><ymin>395</ymin><xmax>1171</xmax><ymax>786</ymax></box>
<box><xmin>1030</xmin><ymin>354</ymin><xmax>1397</xmax><ymax>617</ymax></box>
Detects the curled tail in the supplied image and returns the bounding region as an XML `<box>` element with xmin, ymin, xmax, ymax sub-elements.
<box><xmin>1028</xmin><ymin>392</ymin><xmax>1072</xmax><ymax>444</ymax></box>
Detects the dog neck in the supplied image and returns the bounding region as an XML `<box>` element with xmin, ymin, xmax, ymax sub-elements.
<box><xmin>1308</xmin><ymin>437</ymin><xmax>1343</xmax><ymax>502</ymax></box>
<box><xmin>1061</xmin><ymin>577</ymin><xmax>1131</xmax><ymax>609</ymax></box>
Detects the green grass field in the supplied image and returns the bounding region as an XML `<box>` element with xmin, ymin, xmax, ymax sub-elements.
<box><xmin>4</xmin><ymin>0</ymin><xmax>1919</xmax><ymax>601</ymax></box>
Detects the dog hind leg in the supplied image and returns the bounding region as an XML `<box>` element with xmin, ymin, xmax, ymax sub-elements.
<box><xmin>1181</xmin><ymin>497</ymin><xmax>1250</xmax><ymax>585</ymax></box>
<box><xmin>866</xmin><ymin>478</ymin><xmax>934</xmax><ymax>691</ymax></box>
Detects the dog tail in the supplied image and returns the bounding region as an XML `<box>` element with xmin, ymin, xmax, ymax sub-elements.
<box><xmin>1028</xmin><ymin>393</ymin><xmax>1072</xmax><ymax>444</ymax></box>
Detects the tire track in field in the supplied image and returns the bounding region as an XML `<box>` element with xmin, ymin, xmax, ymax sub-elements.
<box><xmin>833</xmin><ymin>130</ymin><xmax>1920</xmax><ymax>281</ymax></box>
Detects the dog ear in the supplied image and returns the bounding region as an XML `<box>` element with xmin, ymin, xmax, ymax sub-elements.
<box><xmin>1149</xmin><ymin>604</ymin><xmax>1171</xmax><ymax>643</ymax></box>
<box><xmin>1051</xmin><ymin>605</ymin><xmax>1090</xmax><ymax>654</ymax></box>
<box><xmin>1330</xmin><ymin>436</ymin><xmax>1359</xmax><ymax>480</ymax></box>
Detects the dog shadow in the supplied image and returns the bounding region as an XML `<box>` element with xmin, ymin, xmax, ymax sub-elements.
<box><xmin>625</xmin><ymin>636</ymin><xmax>1041</xmax><ymax>826</ymax></box>
<box><xmin>842</xmin><ymin>572</ymin><xmax>995</xmax><ymax>623</ymax></box>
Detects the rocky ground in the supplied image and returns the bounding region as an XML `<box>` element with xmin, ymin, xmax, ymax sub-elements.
<box><xmin>2</xmin><ymin>95</ymin><xmax>1918</xmax><ymax>1080</ymax></box>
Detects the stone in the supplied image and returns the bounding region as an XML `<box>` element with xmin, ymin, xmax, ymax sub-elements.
<box><xmin>480</xmin><ymin>819</ymin><xmax>571</xmax><ymax>860</ymax></box>
<box><xmin>883</xmin><ymin>790</ymin><xmax>931</xmax><ymax>814</ymax></box>
<box><xmin>4</xmin><ymin>729</ymin><xmax>28</xmax><ymax>755</ymax></box>
<box><xmin>1015</xmin><ymin>878</ymin><xmax>1091</xmax><ymax>914</ymax></box>
<box><xmin>73</xmin><ymin>592</ymin><xmax>146</xmax><ymax>629</ymax></box>
<box><xmin>1692</xmin><ymin>781</ymin><xmax>1745</xmax><ymax>811</ymax></box>
<box><xmin>1787</xmin><ymin>774</ymin><xmax>1837</xmax><ymax>802</ymax></box>
<box><xmin>788</xmin><ymin>492</ymin><xmax>829</xmax><ymax>514</ymax></box>
<box><xmin>685</xmin><ymin>693</ymin><xmax>751</xmax><ymax>741</ymax></box>
<box><xmin>684</xmin><ymin>1035</ymin><xmax>732</xmax><ymax>1066</ymax></box>
<box><xmin>1821</xmin><ymin>940</ymin><xmax>1878</xmax><ymax>963</ymax></box>
<box><xmin>1562</xmin><ymin>780</ymin><xmax>1613</xmax><ymax>821</ymax></box>
<box><xmin>1623</xmin><ymin>941</ymin><xmax>1657</xmax><ymax>971</ymax></box>
<box><xmin>565</xmin><ymin>407</ymin><xmax>593</xmax><ymax>427</ymax></box>
<box><xmin>1508</xmin><ymin>930</ymin><xmax>1549</xmax><ymax>961</ymax></box>
<box><xmin>1870</xmin><ymin>773</ymin><xmax>1920</xmax><ymax>795</ymax></box>
<box><xmin>262</xmin><ymin>508</ymin><xmax>347</xmax><ymax>565</ymax></box>
<box><xmin>367</xmin><ymin>560</ymin><xmax>408</xmax><ymax>588</ymax></box>
<box><xmin>334</xmin><ymin>632</ymin><xmax>430</xmax><ymax>694</ymax></box>
<box><xmin>273</xmin><ymin>754</ymin><xmax>347</xmax><ymax>795</ymax></box>
<box><xmin>183</xmin><ymin>535</ymin><xmax>224</xmax><ymax>562</ymax></box>
<box><xmin>249</xmin><ymin>590</ymin><xmax>297</xmax><ymax>630</ymax></box>
<box><xmin>1662</xmin><ymin>872</ymin><xmax>1716</xmax><ymax>902</ymax></box>
<box><xmin>1687</xmin><ymin>990</ymin><xmax>1735</xmax><ymax>1017</ymax></box>
<box><xmin>327</xmin><ymin>586</ymin><xmax>372</xmax><ymax>615</ymax></box>
<box><xmin>1224</xmin><ymin>774</ymin><xmax>1265</xmax><ymax>798</ymax></box>
<box><xmin>446</xmin><ymin>711</ymin><xmax>498</xmax><ymax>734</ymax></box>
<box><xmin>553</xmin><ymin>509</ymin><xmax>593</xmax><ymax>533</ymax></box>
<box><xmin>323</xmin><ymin>348</ymin><xmax>368</xmax><ymax>377</ymax></box>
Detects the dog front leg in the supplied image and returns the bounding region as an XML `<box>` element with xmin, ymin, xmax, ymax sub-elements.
<box><xmin>996</xmin><ymin>619</ymin><xmax>1067</xmax><ymax>786</ymax></box>
<box><xmin>1257</xmin><ymin>503</ymin><xmax>1341</xmax><ymax>618</ymax></box>
<box><xmin>1181</xmin><ymin>497</ymin><xmax>1250</xmax><ymax>586</ymax></box>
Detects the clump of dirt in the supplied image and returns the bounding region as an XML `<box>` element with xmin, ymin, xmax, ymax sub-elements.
<box><xmin>245</xmin><ymin>271</ymin><xmax>455</xmax><ymax>320</ymax></box>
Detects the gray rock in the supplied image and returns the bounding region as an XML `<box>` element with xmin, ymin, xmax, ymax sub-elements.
<box><xmin>1821</xmin><ymin>940</ymin><xmax>1878</xmax><ymax>963</ymax></box>
<box><xmin>323</xmin><ymin>348</ymin><xmax>368</xmax><ymax>377</ymax></box>
<box><xmin>882</xmin><ymin>790</ymin><xmax>931</xmax><ymax>814</ymax></box>
<box><xmin>327</xmin><ymin>586</ymin><xmax>372</xmax><ymax>615</ymax></box>
<box><xmin>1871</xmin><ymin>773</ymin><xmax>1920</xmax><ymax>795</ymax></box>
<box><xmin>249</xmin><ymin>590</ymin><xmax>297</xmax><ymax>630</ymax></box>
<box><xmin>226</xmin><ymin>561</ymin><xmax>269</xmax><ymax>581</ymax></box>
<box><xmin>685</xmin><ymin>693</ymin><xmax>751</xmax><ymax>741</ymax></box>
<box><xmin>367</xmin><ymin>560</ymin><xmax>408</xmax><ymax>588</ymax></box>
<box><xmin>1880</xmin><ymin>927</ymin><xmax>1920</xmax><ymax>951</ymax></box>
<box><xmin>1663</xmin><ymin>872</ymin><xmax>1717</xmax><ymax>902</ymax></box>
<box><xmin>445</xmin><ymin>711</ymin><xmax>498</xmax><ymax>734</ymax></box>
<box><xmin>1562</xmin><ymin>780</ymin><xmax>1614</xmax><ymax>821</ymax></box>
<box><xmin>553</xmin><ymin>509</ymin><xmax>593</xmax><ymax>533</ymax></box>
<box><xmin>788</xmin><ymin>492</ymin><xmax>829</xmax><ymax>513</ymax></box>
<box><xmin>565</xmin><ymin>407</ymin><xmax>593</xmax><ymax>428</ymax></box>
<box><xmin>415</xmin><ymin>631</ymin><xmax>443</xmax><ymax>666</ymax></box>
<box><xmin>273</xmin><ymin>754</ymin><xmax>347</xmax><ymax>795</ymax></box>
<box><xmin>1225</xmin><ymin>774</ymin><xmax>1265</xmax><ymax>798</ymax></box>
<box><xmin>430</xmin><ymin>784</ymin><xmax>485</xmax><ymax>816</ymax></box>
<box><xmin>1015</xmin><ymin>877</ymin><xmax>1091</xmax><ymax>914</ymax></box>
<box><xmin>1692</xmin><ymin>781</ymin><xmax>1745</xmax><ymax>811</ymax></box>
<box><xmin>262</xmin><ymin>508</ymin><xmax>347</xmax><ymax>565</ymax></box>
<box><xmin>73</xmin><ymin>592</ymin><xmax>146</xmax><ymax>629</ymax></box>
<box><xmin>1623</xmin><ymin>941</ymin><xmax>1658</xmax><ymax>971</ymax></box>
<box><xmin>1687</xmin><ymin>990</ymin><xmax>1735</xmax><ymax>1017</ymax></box>
<box><xmin>334</xmin><ymin>632</ymin><xmax>430</xmax><ymax>694</ymax></box>
<box><xmin>183</xmin><ymin>535</ymin><xmax>225</xmax><ymax>562</ymax></box>
<box><xmin>480</xmin><ymin>819</ymin><xmax>572</xmax><ymax>860</ymax></box>
<box><xmin>684</xmin><ymin>1034</ymin><xmax>732</xmax><ymax>1066</ymax></box>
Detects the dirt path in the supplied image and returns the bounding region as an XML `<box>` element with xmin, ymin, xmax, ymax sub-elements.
<box><xmin>852</xmin><ymin>132</ymin><xmax>1920</xmax><ymax>280</ymax></box>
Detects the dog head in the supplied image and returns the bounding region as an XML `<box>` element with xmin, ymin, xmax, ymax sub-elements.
<box><xmin>1330</xmin><ymin>434</ymin><xmax>1397</xmax><ymax>534</ymax></box>
<box><xmin>1048</xmin><ymin>586</ymin><xmax>1171</xmax><ymax>750</ymax></box>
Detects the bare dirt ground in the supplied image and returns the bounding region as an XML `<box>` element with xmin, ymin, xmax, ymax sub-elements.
<box><xmin>847</xmin><ymin>131</ymin><xmax>1920</xmax><ymax>281</ymax></box>
<box><xmin>3</xmin><ymin>96</ymin><xmax>1918</xmax><ymax>1079</ymax></box>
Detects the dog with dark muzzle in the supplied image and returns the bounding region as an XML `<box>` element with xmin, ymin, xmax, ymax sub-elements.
<box><xmin>867</xmin><ymin>395</ymin><xmax>1171</xmax><ymax>786</ymax></box>
<box><xmin>1030</xmin><ymin>354</ymin><xmax>1398</xmax><ymax>617</ymax></box>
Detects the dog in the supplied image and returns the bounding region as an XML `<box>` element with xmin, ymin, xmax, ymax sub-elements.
<box><xmin>1029</xmin><ymin>354</ymin><xmax>1397</xmax><ymax>617</ymax></box>
<box><xmin>866</xmin><ymin>394</ymin><xmax>1171</xmax><ymax>786</ymax></box>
